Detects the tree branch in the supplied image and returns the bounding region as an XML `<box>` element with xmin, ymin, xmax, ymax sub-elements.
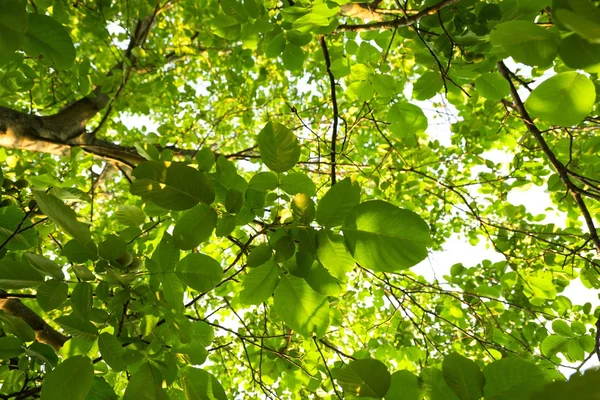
<box><xmin>497</xmin><ymin>61</ymin><xmax>600</xmax><ymax>254</ymax></box>
<box><xmin>0</xmin><ymin>292</ymin><xmax>69</xmax><ymax>350</ymax></box>
<box><xmin>336</xmin><ymin>0</ymin><xmax>461</xmax><ymax>32</ymax></box>
<box><xmin>319</xmin><ymin>35</ymin><xmax>339</xmax><ymax>185</ymax></box>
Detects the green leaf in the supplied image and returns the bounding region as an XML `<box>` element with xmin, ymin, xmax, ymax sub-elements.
<box><xmin>304</xmin><ymin>262</ymin><xmax>345</xmax><ymax>296</ymax></box>
<box><xmin>413</xmin><ymin>71</ymin><xmax>443</xmax><ymax>100</ymax></box>
<box><xmin>246</xmin><ymin>243</ymin><xmax>272</xmax><ymax>268</ymax></box>
<box><xmin>98</xmin><ymin>333</ymin><xmax>126</xmax><ymax>372</ymax></box>
<box><xmin>343</xmin><ymin>200</ymin><xmax>431</xmax><ymax>272</ymax></box>
<box><xmin>280</xmin><ymin>172</ymin><xmax>316</xmax><ymax>196</ymax></box>
<box><xmin>282</xmin><ymin>43</ymin><xmax>304</xmax><ymax>71</ymax></box>
<box><xmin>36</xmin><ymin>279</ymin><xmax>68</xmax><ymax>311</ymax></box>
<box><xmin>423</xmin><ymin>368</ymin><xmax>461</xmax><ymax>400</ymax></box>
<box><xmin>86</xmin><ymin>377</ymin><xmax>118</xmax><ymax>400</ymax></box>
<box><xmin>0</xmin><ymin>336</ymin><xmax>25</xmax><ymax>359</ymax></box>
<box><xmin>55</xmin><ymin>315</ymin><xmax>98</xmax><ymax>341</ymax></box>
<box><xmin>152</xmin><ymin>235</ymin><xmax>180</xmax><ymax>272</ymax></box>
<box><xmin>210</xmin><ymin>15</ymin><xmax>241</xmax><ymax>40</ymax></box>
<box><xmin>248</xmin><ymin>171</ymin><xmax>278</xmax><ymax>191</ymax></box>
<box><xmin>40</xmin><ymin>356</ymin><xmax>94</xmax><ymax>400</ymax></box>
<box><xmin>555</xmin><ymin>0</ymin><xmax>600</xmax><ymax>43</ymax></box>
<box><xmin>273</xmin><ymin>275</ymin><xmax>329</xmax><ymax>338</ymax></box>
<box><xmin>0</xmin><ymin>311</ymin><xmax>36</xmax><ymax>341</ymax></box>
<box><xmin>33</xmin><ymin>191</ymin><xmax>95</xmax><ymax>251</ymax></box>
<box><xmin>385</xmin><ymin>370</ymin><xmax>422</xmax><ymax>400</ymax></box>
<box><xmin>531</xmin><ymin>368</ymin><xmax>600</xmax><ymax>400</ymax></box>
<box><xmin>240</xmin><ymin>261</ymin><xmax>280</xmax><ymax>304</ymax></box>
<box><xmin>0</xmin><ymin>0</ymin><xmax>27</xmax><ymax>54</ymax></box>
<box><xmin>0</xmin><ymin>260</ymin><xmax>45</xmax><ymax>289</ymax></box>
<box><xmin>257</xmin><ymin>122</ymin><xmax>301</xmax><ymax>173</ymax></box>
<box><xmin>23</xmin><ymin>253</ymin><xmax>64</xmax><ymax>280</ymax></box>
<box><xmin>525</xmin><ymin>72</ymin><xmax>595</xmax><ymax>126</ymax></box>
<box><xmin>221</xmin><ymin>0</ymin><xmax>248</xmax><ymax>22</ymax></box>
<box><xmin>483</xmin><ymin>357</ymin><xmax>550</xmax><ymax>400</ymax></box>
<box><xmin>552</xmin><ymin>319</ymin><xmax>574</xmax><ymax>337</ymax></box>
<box><xmin>334</xmin><ymin>358</ymin><xmax>391</xmax><ymax>398</ymax></box>
<box><xmin>195</xmin><ymin>148</ymin><xmax>215</xmax><ymax>172</ymax></box>
<box><xmin>130</xmin><ymin>161</ymin><xmax>215</xmax><ymax>210</ymax></box>
<box><xmin>387</xmin><ymin>102</ymin><xmax>428</xmax><ymax>137</ymax></box>
<box><xmin>316</xmin><ymin>230</ymin><xmax>354</xmax><ymax>280</ymax></box>
<box><xmin>291</xmin><ymin>193</ymin><xmax>315</xmax><ymax>224</ymax></box>
<box><xmin>316</xmin><ymin>177</ymin><xmax>361</xmax><ymax>227</ymax></box>
<box><xmin>559</xmin><ymin>34</ymin><xmax>600</xmax><ymax>73</ymax></box>
<box><xmin>176</xmin><ymin>253</ymin><xmax>223</xmax><ymax>292</ymax></box>
<box><xmin>0</xmin><ymin>206</ymin><xmax>38</xmax><ymax>250</ymax></box>
<box><xmin>123</xmin><ymin>363</ymin><xmax>168</xmax><ymax>400</ymax></box>
<box><xmin>475</xmin><ymin>73</ymin><xmax>510</xmax><ymax>101</ymax></box>
<box><xmin>541</xmin><ymin>334</ymin><xmax>568</xmax><ymax>357</ymax></box>
<box><xmin>62</xmin><ymin>239</ymin><xmax>98</xmax><ymax>263</ymax></box>
<box><xmin>23</xmin><ymin>13</ymin><xmax>75</xmax><ymax>69</ymax></box>
<box><xmin>180</xmin><ymin>367</ymin><xmax>227</xmax><ymax>400</ymax></box>
<box><xmin>490</xmin><ymin>21</ymin><xmax>560</xmax><ymax>66</ymax></box>
<box><xmin>225</xmin><ymin>188</ymin><xmax>244</xmax><ymax>214</ymax></box>
<box><xmin>442</xmin><ymin>353</ymin><xmax>484</xmax><ymax>400</ymax></box>
<box><xmin>173</xmin><ymin>204</ymin><xmax>217</xmax><ymax>250</ymax></box>
<box><xmin>71</xmin><ymin>282</ymin><xmax>93</xmax><ymax>319</ymax></box>
<box><xmin>215</xmin><ymin>214</ymin><xmax>237</xmax><ymax>237</ymax></box>
<box><xmin>114</xmin><ymin>205</ymin><xmax>145</xmax><ymax>227</ymax></box>
<box><xmin>162</xmin><ymin>272</ymin><xmax>185</xmax><ymax>311</ymax></box>
<box><xmin>98</xmin><ymin>234</ymin><xmax>127</xmax><ymax>261</ymax></box>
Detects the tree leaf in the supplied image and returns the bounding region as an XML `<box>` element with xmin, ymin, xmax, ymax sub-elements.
<box><xmin>525</xmin><ymin>72</ymin><xmax>595</xmax><ymax>126</ymax></box>
<box><xmin>343</xmin><ymin>200</ymin><xmax>431</xmax><ymax>272</ymax></box>
<box><xmin>23</xmin><ymin>13</ymin><xmax>75</xmax><ymax>69</ymax></box>
<box><xmin>114</xmin><ymin>205</ymin><xmax>146</xmax><ymax>227</ymax></box>
<box><xmin>273</xmin><ymin>275</ymin><xmax>329</xmax><ymax>338</ymax></box>
<box><xmin>40</xmin><ymin>356</ymin><xmax>94</xmax><ymax>400</ymax></box>
<box><xmin>123</xmin><ymin>363</ymin><xmax>168</xmax><ymax>400</ymax></box>
<box><xmin>240</xmin><ymin>261</ymin><xmax>280</xmax><ymax>304</ymax></box>
<box><xmin>0</xmin><ymin>260</ymin><xmax>45</xmax><ymax>289</ymax></box>
<box><xmin>316</xmin><ymin>230</ymin><xmax>354</xmax><ymax>280</ymax></box>
<box><xmin>385</xmin><ymin>370</ymin><xmax>422</xmax><ymax>400</ymax></box>
<box><xmin>291</xmin><ymin>193</ymin><xmax>315</xmax><ymax>224</ymax></box>
<box><xmin>173</xmin><ymin>204</ymin><xmax>217</xmax><ymax>250</ymax></box>
<box><xmin>442</xmin><ymin>353</ymin><xmax>485</xmax><ymax>400</ymax></box>
<box><xmin>0</xmin><ymin>0</ymin><xmax>27</xmax><ymax>54</ymax></box>
<box><xmin>33</xmin><ymin>191</ymin><xmax>95</xmax><ymax>251</ymax></box>
<box><xmin>475</xmin><ymin>73</ymin><xmax>510</xmax><ymax>101</ymax></box>
<box><xmin>0</xmin><ymin>336</ymin><xmax>25</xmax><ymax>359</ymax></box>
<box><xmin>180</xmin><ymin>367</ymin><xmax>227</xmax><ymax>400</ymax></box>
<box><xmin>316</xmin><ymin>177</ymin><xmax>361</xmax><ymax>227</ymax></box>
<box><xmin>541</xmin><ymin>334</ymin><xmax>568</xmax><ymax>357</ymax></box>
<box><xmin>483</xmin><ymin>357</ymin><xmax>550</xmax><ymax>400</ymax></box>
<box><xmin>36</xmin><ymin>279</ymin><xmax>68</xmax><ymax>311</ymax></box>
<box><xmin>334</xmin><ymin>358</ymin><xmax>391</xmax><ymax>398</ymax></box>
<box><xmin>55</xmin><ymin>315</ymin><xmax>98</xmax><ymax>341</ymax></box>
<box><xmin>257</xmin><ymin>121</ymin><xmax>301</xmax><ymax>173</ymax></box>
<box><xmin>71</xmin><ymin>282</ymin><xmax>93</xmax><ymax>319</ymax></box>
<box><xmin>130</xmin><ymin>161</ymin><xmax>215</xmax><ymax>210</ymax></box>
<box><xmin>23</xmin><ymin>253</ymin><xmax>64</xmax><ymax>280</ymax></box>
<box><xmin>98</xmin><ymin>333</ymin><xmax>126</xmax><ymax>372</ymax></box>
<box><xmin>176</xmin><ymin>253</ymin><xmax>223</xmax><ymax>293</ymax></box>
<box><xmin>490</xmin><ymin>20</ymin><xmax>560</xmax><ymax>66</ymax></box>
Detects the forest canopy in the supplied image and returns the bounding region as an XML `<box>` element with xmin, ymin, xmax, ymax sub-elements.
<box><xmin>0</xmin><ymin>0</ymin><xmax>600</xmax><ymax>398</ymax></box>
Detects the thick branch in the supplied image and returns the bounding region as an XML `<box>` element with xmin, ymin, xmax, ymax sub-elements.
<box><xmin>319</xmin><ymin>35</ymin><xmax>339</xmax><ymax>185</ymax></box>
<box><xmin>497</xmin><ymin>61</ymin><xmax>600</xmax><ymax>254</ymax></box>
<box><xmin>336</xmin><ymin>0</ymin><xmax>461</xmax><ymax>32</ymax></box>
<box><xmin>0</xmin><ymin>292</ymin><xmax>68</xmax><ymax>350</ymax></box>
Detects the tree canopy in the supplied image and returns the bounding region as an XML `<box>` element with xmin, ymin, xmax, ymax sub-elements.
<box><xmin>1</xmin><ymin>0</ymin><xmax>600</xmax><ymax>398</ymax></box>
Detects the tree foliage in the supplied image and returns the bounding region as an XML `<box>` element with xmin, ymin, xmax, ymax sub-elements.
<box><xmin>0</xmin><ymin>0</ymin><xmax>600</xmax><ymax>398</ymax></box>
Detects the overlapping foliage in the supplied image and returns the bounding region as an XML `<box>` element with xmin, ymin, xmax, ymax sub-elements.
<box><xmin>0</xmin><ymin>0</ymin><xmax>600</xmax><ymax>398</ymax></box>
